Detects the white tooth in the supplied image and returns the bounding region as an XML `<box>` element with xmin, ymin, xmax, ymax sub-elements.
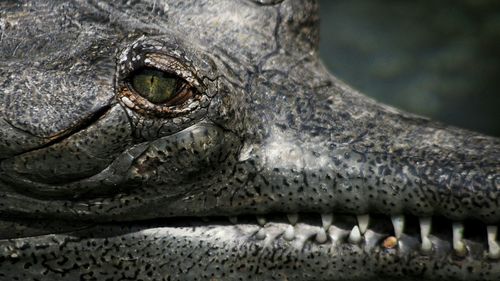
<box><xmin>229</xmin><ymin>216</ymin><xmax>238</xmax><ymax>224</ymax></box>
<box><xmin>487</xmin><ymin>225</ymin><xmax>500</xmax><ymax>259</ymax></box>
<box><xmin>321</xmin><ymin>214</ymin><xmax>333</xmax><ymax>230</ymax></box>
<box><xmin>419</xmin><ymin>217</ymin><xmax>432</xmax><ymax>253</ymax></box>
<box><xmin>256</xmin><ymin>216</ymin><xmax>266</xmax><ymax>226</ymax></box>
<box><xmin>421</xmin><ymin>237</ymin><xmax>432</xmax><ymax>253</ymax></box>
<box><xmin>391</xmin><ymin>215</ymin><xmax>405</xmax><ymax>239</ymax></box>
<box><xmin>283</xmin><ymin>225</ymin><xmax>295</xmax><ymax>241</ymax></box>
<box><xmin>287</xmin><ymin>213</ymin><xmax>299</xmax><ymax>225</ymax></box>
<box><xmin>316</xmin><ymin>228</ymin><xmax>328</xmax><ymax>244</ymax></box>
<box><xmin>452</xmin><ymin>222</ymin><xmax>466</xmax><ymax>256</ymax></box>
<box><xmin>256</xmin><ymin>228</ymin><xmax>267</xmax><ymax>240</ymax></box>
<box><xmin>357</xmin><ymin>214</ymin><xmax>370</xmax><ymax>234</ymax></box>
<box><xmin>348</xmin><ymin>225</ymin><xmax>362</xmax><ymax>244</ymax></box>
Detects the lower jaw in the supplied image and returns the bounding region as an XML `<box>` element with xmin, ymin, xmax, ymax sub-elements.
<box><xmin>1</xmin><ymin>213</ymin><xmax>499</xmax><ymax>281</ymax></box>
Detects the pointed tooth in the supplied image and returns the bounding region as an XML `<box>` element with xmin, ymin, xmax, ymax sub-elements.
<box><xmin>256</xmin><ymin>228</ymin><xmax>267</xmax><ymax>240</ymax></box>
<box><xmin>357</xmin><ymin>214</ymin><xmax>370</xmax><ymax>234</ymax></box>
<box><xmin>287</xmin><ymin>213</ymin><xmax>299</xmax><ymax>225</ymax></box>
<box><xmin>321</xmin><ymin>214</ymin><xmax>333</xmax><ymax>230</ymax></box>
<box><xmin>256</xmin><ymin>216</ymin><xmax>266</xmax><ymax>226</ymax></box>
<box><xmin>419</xmin><ymin>217</ymin><xmax>432</xmax><ymax>253</ymax></box>
<box><xmin>391</xmin><ymin>215</ymin><xmax>405</xmax><ymax>239</ymax></box>
<box><xmin>487</xmin><ymin>225</ymin><xmax>500</xmax><ymax>259</ymax></box>
<box><xmin>316</xmin><ymin>228</ymin><xmax>328</xmax><ymax>244</ymax></box>
<box><xmin>348</xmin><ymin>225</ymin><xmax>362</xmax><ymax>244</ymax></box>
<box><xmin>452</xmin><ymin>222</ymin><xmax>467</xmax><ymax>256</ymax></box>
<box><xmin>419</xmin><ymin>217</ymin><xmax>431</xmax><ymax>237</ymax></box>
<box><xmin>421</xmin><ymin>237</ymin><xmax>432</xmax><ymax>253</ymax></box>
<box><xmin>283</xmin><ymin>225</ymin><xmax>295</xmax><ymax>241</ymax></box>
<box><xmin>228</xmin><ymin>216</ymin><xmax>238</xmax><ymax>224</ymax></box>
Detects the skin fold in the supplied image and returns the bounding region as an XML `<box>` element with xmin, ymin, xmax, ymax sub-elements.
<box><xmin>0</xmin><ymin>0</ymin><xmax>499</xmax><ymax>280</ymax></box>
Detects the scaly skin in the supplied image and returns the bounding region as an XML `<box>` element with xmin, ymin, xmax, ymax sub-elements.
<box><xmin>0</xmin><ymin>0</ymin><xmax>499</xmax><ymax>280</ymax></box>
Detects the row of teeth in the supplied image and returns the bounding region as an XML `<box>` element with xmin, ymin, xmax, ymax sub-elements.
<box><xmin>227</xmin><ymin>214</ymin><xmax>500</xmax><ymax>259</ymax></box>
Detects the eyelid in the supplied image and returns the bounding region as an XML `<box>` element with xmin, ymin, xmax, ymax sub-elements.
<box><xmin>142</xmin><ymin>54</ymin><xmax>201</xmax><ymax>90</ymax></box>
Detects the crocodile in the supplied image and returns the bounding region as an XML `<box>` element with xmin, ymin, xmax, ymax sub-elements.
<box><xmin>0</xmin><ymin>0</ymin><xmax>499</xmax><ymax>280</ymax></box>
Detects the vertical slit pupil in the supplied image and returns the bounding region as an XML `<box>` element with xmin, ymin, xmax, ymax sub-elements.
<box><xmin>131</xmin><ymin>68</ymin><xmax>181</xmax><ymax>104</ymax></box>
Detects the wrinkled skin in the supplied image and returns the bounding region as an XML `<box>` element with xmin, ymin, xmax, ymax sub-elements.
<box><xmin>0</xmin><ymin>0</ymin><xmax>499</xmax><ymax>280</ymax></box>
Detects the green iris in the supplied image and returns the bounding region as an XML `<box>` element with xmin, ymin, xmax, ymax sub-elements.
<box><xmin>131</xmin><ymin>69</ymin><xmax>178</xmax><ymax>104</ymax></box>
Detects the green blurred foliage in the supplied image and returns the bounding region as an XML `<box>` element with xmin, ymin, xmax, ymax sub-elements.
<box><xmin>319</xmin><ymin>0</ymin><xmax>500</xmax><ymax>136</ymax></box>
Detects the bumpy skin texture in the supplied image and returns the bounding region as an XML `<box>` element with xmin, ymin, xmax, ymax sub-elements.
<box><xmin>0</xmin><ymin>0</ymin><xmax>499</xmax><ymax>280</ymax></box>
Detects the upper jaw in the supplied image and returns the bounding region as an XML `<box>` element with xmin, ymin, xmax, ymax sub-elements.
<box><xmin>220</xmin><ymin>77</ymin><xmax>500</xmax><ymax>224</ymax></box>
<box><xmin>1</xmin><ymin>73</ymin><xmax>498</xmax><ymax>224</ymax></box>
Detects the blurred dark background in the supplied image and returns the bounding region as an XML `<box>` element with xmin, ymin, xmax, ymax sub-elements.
<box><xmin>319</xmin><ymin>0</ymin><xmax>500</xmax><ymax>137</ymax></box>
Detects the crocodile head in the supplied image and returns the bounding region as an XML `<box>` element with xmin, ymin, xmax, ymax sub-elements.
<box><xmin>0</xmin><ymin>0</ymin><xmax>499</xmax><ymax>280</ymax></box>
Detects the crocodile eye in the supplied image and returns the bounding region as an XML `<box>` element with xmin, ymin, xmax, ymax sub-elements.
<box><xmin>129</xmin><ymin>68</ymin><xmax>193</xmax><ymax>106</ymax></box>
<box><xmin>117</xmin><ymin>51</ymin><xmax>205</xmax><ymax>117</ymax></box>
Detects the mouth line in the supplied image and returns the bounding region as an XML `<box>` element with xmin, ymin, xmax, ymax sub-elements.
<box><xmin>146</xmin><ymin>212</ymin><xmax>498</xmax><ymax>258</ymax></box>
<box><xmin>39</xmin><ymin>211</ymin><xmax>495</xmax><ymax>261</ymax></box>
<box><xmin>2</xmin><ymin>211</ymin><xmax>499</xmax><ymax>262</ymax></box>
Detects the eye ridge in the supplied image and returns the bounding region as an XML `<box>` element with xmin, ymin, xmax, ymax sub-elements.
<box><xmin>128</xmin><ymin>68</ymin><xmax>193</xmax><ymax>106</ymax></box>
